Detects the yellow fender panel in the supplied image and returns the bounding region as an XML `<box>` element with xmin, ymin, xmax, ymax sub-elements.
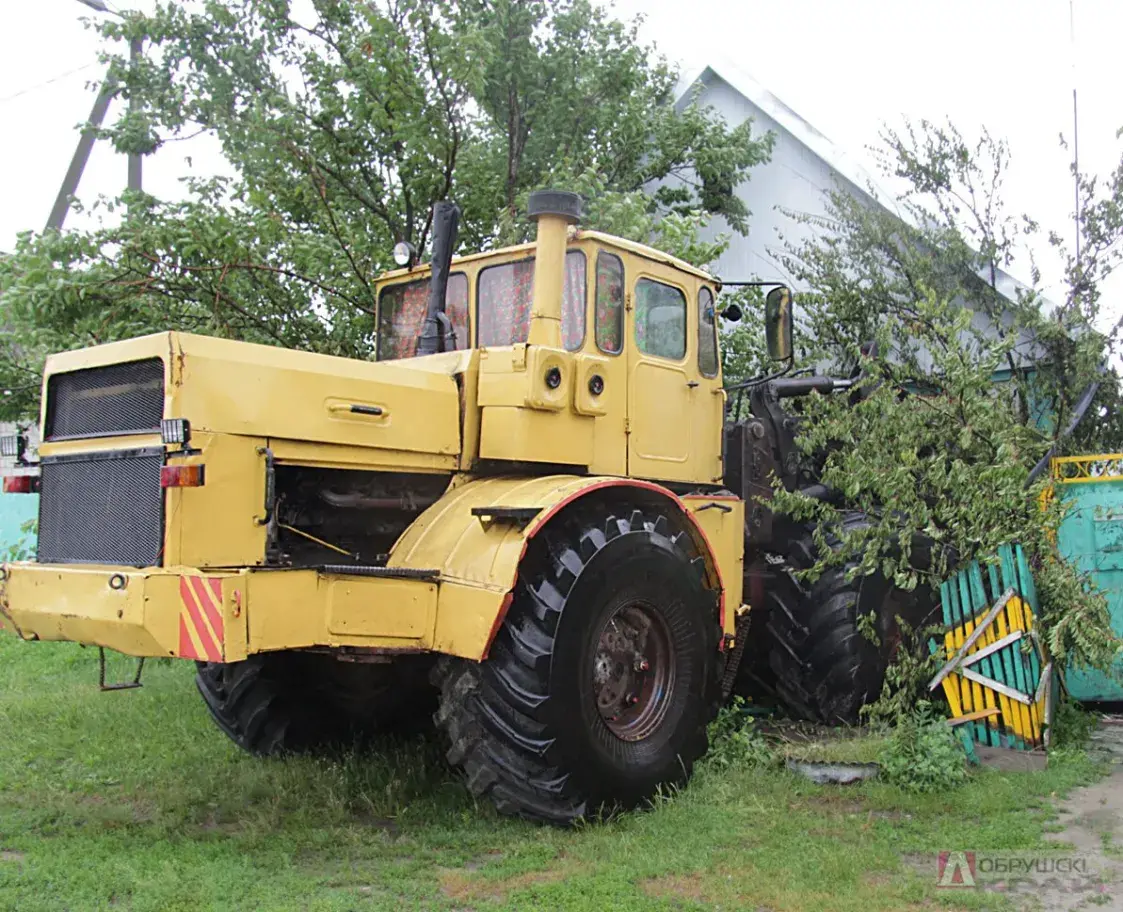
<box><xmin>389</xmin><ymin>475</ymin><xmax>735</xmax><ymax>660</ymax></box>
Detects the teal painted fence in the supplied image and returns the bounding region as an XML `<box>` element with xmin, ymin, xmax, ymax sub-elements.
<box><xmin>932</xmin><ymin>543</ymin><xmax>1049</xmax><ymax>751</ymax></box>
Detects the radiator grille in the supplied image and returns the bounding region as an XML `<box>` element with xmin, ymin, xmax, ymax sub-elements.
<box><xmin>37</xmin><ymin>448</ymin><xmax>164</xmax><ymax>567</ymax></box>
<box><xmin>45</xmin><ymin>359</ymin><xmax>164</xmax><ymax>441</ymax></box>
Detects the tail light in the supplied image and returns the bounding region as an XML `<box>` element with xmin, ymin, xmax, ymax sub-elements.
<box><xmin>3</xmin><ymin>475</ymin><xmax>40</xmax><ymax>494</ymax></box>
<box><xmin>161</xmin><ymin>465</ymin><xmax>205</xmax><ymax>488</ymax></box>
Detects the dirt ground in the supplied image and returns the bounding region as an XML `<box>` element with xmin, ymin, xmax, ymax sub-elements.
<box><xmin>1007</xmin><ymin>721</ymin><xmax>1123</xmax><ymax>910</ymax></box>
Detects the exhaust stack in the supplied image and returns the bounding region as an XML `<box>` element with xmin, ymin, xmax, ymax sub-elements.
<box><xmin>526</xmin><ymin>190</ymin><xmax>583</xmax><ymax>348</ymax></box>
<box><xmin>416</xmin><ymin>200</ymin><xmax>461</xmax><ymax>356</ymax></box>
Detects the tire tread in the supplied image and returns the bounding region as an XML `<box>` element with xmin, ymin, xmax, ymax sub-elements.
<box><xmin>432</xmin><ymin>505</ymin><xmax>721</xmax><ymax>825</ymax></box>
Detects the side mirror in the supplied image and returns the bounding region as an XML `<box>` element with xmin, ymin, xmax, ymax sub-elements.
<box><xmin>720</xmin><ymin>303</ymin><xmax>743</xmax><ymax>322</ymax></box>
<box><xmin>765</xmin><ymin>286</ymin><xmax>794</xmax><ymax>361</ymax></box>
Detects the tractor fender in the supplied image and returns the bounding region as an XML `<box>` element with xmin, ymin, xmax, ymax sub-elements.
<box><xmin>387</xmin><ymin>475</ymin><xmax>731</xmax><ymax>660</ymax></box>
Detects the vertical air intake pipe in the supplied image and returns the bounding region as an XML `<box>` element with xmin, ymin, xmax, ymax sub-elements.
<box><xmin>526</xmin><ymin>190</ymin><xmax>583</xmax><ymax>348</ymax></box>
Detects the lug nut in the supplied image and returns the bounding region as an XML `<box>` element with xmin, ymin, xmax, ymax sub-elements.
<box><xmin>626</xmin><ymin>693</ymin><xmax>639</xmax><ymax>706</ymax></box>
<box><xmin>634</xmin><ymin>657</ymin><xmax>650</xmax><ymax>672</ymax></box>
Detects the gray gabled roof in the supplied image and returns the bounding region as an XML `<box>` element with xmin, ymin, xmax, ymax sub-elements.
<box><xmin>676</xmin><ymin>61</ymin><xmax>1039</xmax><ymax>309</ymax></box>
<box><xmin>677</xmin><ymin>62</ymin><xmax>896</xmax><ymax>211</ymax></box>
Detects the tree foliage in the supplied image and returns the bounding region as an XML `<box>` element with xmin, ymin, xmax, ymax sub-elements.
<box><xmin>766</xmin><ymin>120</ymin><xmax>1123</xmax><ymax>674</ymax></box>
<box><xmin>0</xmin><ymin>0</ymin><xmax>772</xmax><ymax>421</ymax></box>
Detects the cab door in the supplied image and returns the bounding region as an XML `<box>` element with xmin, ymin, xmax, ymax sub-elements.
<box><xmin>626</xmin><ymin>272</ymin><xmax>696</xmax><ymax>482</ymax></box>
<box><xmin>691</xmin><ymin>285</ymin><xmax>725</xmax><ymax>485</ymax></box>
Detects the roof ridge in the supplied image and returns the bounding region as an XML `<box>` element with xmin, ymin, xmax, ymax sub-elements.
<box><xmin>675</xmin><ymin>60</ymin><xmax>1041</xmax><ymax>306</ymax></box>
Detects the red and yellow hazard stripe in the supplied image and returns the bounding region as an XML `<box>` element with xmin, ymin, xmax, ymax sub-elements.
<box><xmin>177</xmin><ymin>576</ymin><xmax>224</xmax><ymax>662</ymax></box>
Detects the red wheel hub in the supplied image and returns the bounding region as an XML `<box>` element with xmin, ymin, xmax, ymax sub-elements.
<box><xmin>592</xmin><ymin>602</ymin><xmax>675</xmax><ymax>741</ymax></box>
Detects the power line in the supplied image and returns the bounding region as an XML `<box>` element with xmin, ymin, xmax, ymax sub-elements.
<box><xmin>0</xmin><ymin>62</ymin><xmax>99</xmax><ymax>104</ymax></box>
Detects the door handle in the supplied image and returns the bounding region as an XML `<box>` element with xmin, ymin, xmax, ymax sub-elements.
<box><xmin>686</xmin><ymin>381</ymin><xmax>700</xmax><ymax>389</ymax></box>
<box><xmin>328</xmin><ymin>402</ymin><xmax>386</xmax><ymax>417</ymax></box>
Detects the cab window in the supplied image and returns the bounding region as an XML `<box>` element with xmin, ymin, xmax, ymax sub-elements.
<box><xmin>634</xmin><ymin>278</ymin><xmax>686</xmax><ymax>360</ymax></box>
<box><xmin>377</xmin><ymin>273</ymin><xmax>468</xmax><ymax>360</ymax></box>
<box><xmin>698</xmin><ymin>286</ymin><xmax>719</xmax><ymax>378</ymax></box>
<box><xmin>477</xmin><ymin>251</ymin><xmax>586</xmax><ymax>350</ymax></box>
<box><xmin>594</xmin><ymin>251</ymin><xmax>624</xmax><ymax>354</ymax></box>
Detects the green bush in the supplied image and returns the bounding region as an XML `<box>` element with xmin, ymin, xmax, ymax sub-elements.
<box><xmin>704</xmin><ymin>697</ymin><xmax>778</xmax><ymax>770</ymax></box>
<box><xmin>877</xmin><ymin>703</ymin><xmax>968</xmax><ymax>793</ymax></box>
<box><xmin>1049</xmin><ymin>698</ymin><xmax>1098</xmax><ymax>750</ymax></box>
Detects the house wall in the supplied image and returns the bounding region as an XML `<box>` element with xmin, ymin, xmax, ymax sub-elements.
<box><xmin>676</xmin><ymin>69</ymin><xmax>1042</xmax><ymax>371</ymax></box>
<box><xmin>680</xmin><ymin>72</ymin><xmax>878</xmax><ymax>289</ymax></box>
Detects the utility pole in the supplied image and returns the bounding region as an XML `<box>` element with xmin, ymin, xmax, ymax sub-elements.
<box><xmin>45</xmin><ymin>80</ymin><xmax>116</xmax><ymax>231</ymax></box>
<box><xmin>128</xmin><ymin>34</ymin><xmax>143</xmax><ymax>193</ymax></box>
<box><xmin>45</xmin><ymin>0</ymin><xmax>143</xmax><ymax>232</ymax></box>
<box><xmin>1070</xmin><ymin>0</ymin><xmax>1081</xmax><ymax>282</ymax></box>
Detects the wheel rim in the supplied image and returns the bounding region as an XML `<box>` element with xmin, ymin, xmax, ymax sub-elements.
<box><xmin>592</xmin><ymin>601</ymin><xmax>676</xmax><ymax>741</ymax></box>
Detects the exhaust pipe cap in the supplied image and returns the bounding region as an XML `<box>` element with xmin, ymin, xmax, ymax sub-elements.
<box><xmin>528</xmin><ymin>189</ymin><xmax>583</xmax><ymax>224</ymax></box>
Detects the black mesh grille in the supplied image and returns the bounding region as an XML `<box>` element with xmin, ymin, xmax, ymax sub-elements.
<box><xmin>37</xmin><ymin>448</ymin><xmax>164</xmax><ymax>567</ymax></box>
<box><xmin>45</xmin><ymin>359</ymin><xmax>164</xmax><ymax>441</ymax></box>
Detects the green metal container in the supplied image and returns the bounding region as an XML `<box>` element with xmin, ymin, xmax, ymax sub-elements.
<box><xmin>1053</xmin><ymin>455</ymin><xmax>1123</xmax><ymax>702</ymax></box>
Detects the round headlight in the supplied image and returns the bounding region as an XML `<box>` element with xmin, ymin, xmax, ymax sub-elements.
<box><xmin>392</xmin><ymin>241</ymin><xmax>415</xmax><ymax>268</ymax></box>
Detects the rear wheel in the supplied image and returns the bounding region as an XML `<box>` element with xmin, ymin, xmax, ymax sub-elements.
<box><xmin>196</xmin><ymin>651</ymin><xmax>435</xmax><ymax>756</ymax></box>
<box><xmin>432</xmin><ymin>506</ymin><xmax>721</xmax><ymax>825</ymax></box>
<box><xmin>763</xmin><ymin>513</ymin><xmax>939</xmax><ymax>725</ymax></box>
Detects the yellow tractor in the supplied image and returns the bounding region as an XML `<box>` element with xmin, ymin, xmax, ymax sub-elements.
<box><xmin>0</xmin><ymin>190</ymin><xmax>931</xmax><ymax>823</ymax></box>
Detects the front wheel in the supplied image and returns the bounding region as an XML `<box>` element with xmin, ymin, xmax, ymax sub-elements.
<box><xmin>433</xmin><ymin>506</ymin><xmax>721</xmax><ymax>825</ymax></box>
<box><xmin>763</xmin><ymin>513</ymin><xmax>940</xmax><ymax>725</ymax></box>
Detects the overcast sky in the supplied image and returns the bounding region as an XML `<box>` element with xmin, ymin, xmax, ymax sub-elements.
<box><xmin>2</xmin><ymin>0</ymin><xmax>1120</xmax><ymax>320</ymax></box>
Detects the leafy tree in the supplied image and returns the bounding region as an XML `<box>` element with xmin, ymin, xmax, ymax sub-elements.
<box><xmin>766</xmin><ymin>120</ymin><xmax>1123</xmax><ymax>675</ymax></box>
<box><xmin>0</xmin><ymin>0</ymin><xmax>772</xmax><ymax>421</ymax></box>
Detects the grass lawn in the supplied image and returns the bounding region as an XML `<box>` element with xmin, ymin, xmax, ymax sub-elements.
<box><xmin>0</xmin><ymin>635</ymin><xmax>1102</xmax><ymax>911</ymax></box>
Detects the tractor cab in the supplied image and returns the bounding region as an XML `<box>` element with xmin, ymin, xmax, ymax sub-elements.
<box><xmin>372</xmin><ymin>195</ymin><xmax>727</xmax><ymax>484</ymax></box>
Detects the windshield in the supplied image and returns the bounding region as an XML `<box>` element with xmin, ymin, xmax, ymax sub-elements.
<box><xmin>477</xmin><ymin>251</ymin><xmax>586</xmax><ymax>350</ymax></box>
<box><xmin>377</xmin><ymin>273</ymin><xmax>468</xmax><ymax>360</ymax></box>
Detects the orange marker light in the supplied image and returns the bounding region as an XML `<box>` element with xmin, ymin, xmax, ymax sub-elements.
<box><xmin>161</xmin><ymin>465</ymin><xmax>205</xmax><ymax>488</ymax></box>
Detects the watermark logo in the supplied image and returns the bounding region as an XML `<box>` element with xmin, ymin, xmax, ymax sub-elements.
<box><xmin>935</xmin><ymin>852</ymin><xmax>1092</xmax><ymax>888</ymax></box>
<box><xmin>936</xmin><ymin>851</ymin><xmax>976</xmax><ymax>888</ymax></box>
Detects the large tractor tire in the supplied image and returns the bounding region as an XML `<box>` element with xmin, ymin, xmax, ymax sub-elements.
<box><xmin>764</xmin><ymin>512</ymin><xmax>939</xmax><ymax>725</ymax></box>
<box><xmin>432</xmin><ymin>505</ymin><xmax>722</xmax><ymax>825</ymax></box>
<box><xmin>196</xmin><ymin>651</ymin><xmax>435</xmax><ymax>756</ymax></box>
